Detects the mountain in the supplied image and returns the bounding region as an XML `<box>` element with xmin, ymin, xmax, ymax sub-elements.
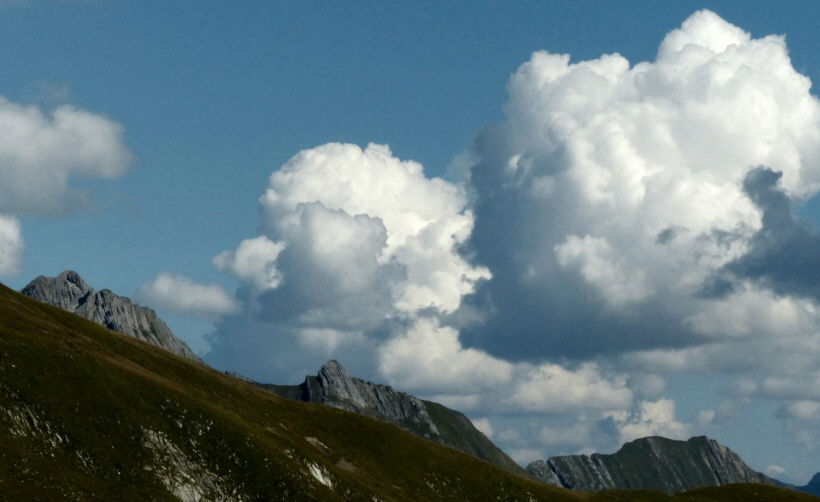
<box><xmin>2</xmin><ymin>284</ymin><xmax>816</xmax><ymax>502</ymax></box>
<box><xmin>527</xmin><ymin>435</ymin><xmax>774</xmax><ymax>494</ymax></box>
<box><xmin>776</xmin><ymin>473</ymin><xmax>820</xmax><ymax>496</ymax></box>
<box><xmin>261</xmin><ymin>359</ymin><xmax>528</xmax><ymax>478</ymax></box>
<box><xmin>2</xmin><ymin>283</ymin><xmax>817</xmax><ymax>501</ymax></box>
<box><xmin>261</xmin><ymin>360</ymin><xmax>527</xmax><ymax>477</ymax></box>
<box><xmin>20</xmin><ymin>270</ymin><xmax>199</xmax><ymax>361</ymax></box>
<box><xmin>800</xmin><ymin>474</ymin><xmax>820</xmax><ymax>496</ymax></box>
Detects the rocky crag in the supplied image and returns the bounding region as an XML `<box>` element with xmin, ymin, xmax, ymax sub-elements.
<box><xmin>263</xmin><ymin>360</ymin><xmax>528</xmax><ymax>477</ymax></box>
<box><xmin>20</xmin><ymin>270</ymin><xmax>199</xmax><ymax>361</ymax></box>
<box><xmin>527</xmin><ymin>435</ymin><xmax>773</xmax><ymax>494</ymax></box>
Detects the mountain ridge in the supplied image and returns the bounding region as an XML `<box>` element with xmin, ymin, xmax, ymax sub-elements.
<box><xmin>20</xmin><ymin>270</ymin><xmax>199</xmax><ymax>361</ymax></box>
<box><xmin>261</xmin><ymin>359</ymin><xmax>528</xmax><ymax>477</ymax></box>
<box><xmin>527</xmin><ymin>435</ymin><xmax>774</xmax><ymax>494</ymax></box>
<box><xmin>0</xmin><ymin>281</ymin><xmax>817</xmax><ymax>500</ymax></box>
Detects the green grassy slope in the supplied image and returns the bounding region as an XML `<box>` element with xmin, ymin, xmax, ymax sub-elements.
<box><xmin>0</xmin><ymin>283</ymin><xmax>815</xmax><ymax>502</ymax></box>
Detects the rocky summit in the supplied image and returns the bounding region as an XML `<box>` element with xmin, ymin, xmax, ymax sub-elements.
<box><xmin>263</xmin><ymin>360</ymin><xmax>528</xmax><ymax>477</ymax></box>
<box><xmin>20</xmin><ymin>270</ymin><xmax>199</xmax><ymax>361</ymax></box>
<box><xmin>527</xmin><ymin>435</ymin><xmax>773</xmax><ymax>494</ymax></box>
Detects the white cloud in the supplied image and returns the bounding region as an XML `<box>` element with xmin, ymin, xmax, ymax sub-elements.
<box><xmin>378</xmin><ymin>318</ymin><xmax>513</xmax><ymax>395</ymax></box>
<box><xmin>0</xmin><ymin>99</ymin><xmax>132</xmax><ymax>216</ymax></box>
<box><xmin>766</xmin><ymin>464</ymin><xmax>787</xmax><ymax>477</ymax></box>
<box><xmin>137</xmin><ymin>273</ymin><xmax>239</xmax><ymax>321</ymax></box>
<box><xmin>213</xmin><ymin>236</ymin><xmax>284</xmax><ymax>291</ymax></box>
<box><xmin>782</xmin><ymin>400</ymin><xmax>820</xmax><ymax>421</ymax></box>
<box><xmin>610</xmin><ymin>398</ymin><xmax>693</xmax><ymax>444</ymax></box>
<box><xmin>207</xmin><ymin>142</ymin><xmax>490</xmax><ymax>381</ymax></box>
<box><xmin>0</xmin><ymin>215</ymin><xmax>23</xmax><ymax>275</ymax></box>
<box><xmin>0</xmin><ymin>96</ymin><xmax>131</xmax><ymax>275</ymax></box>
<box><xmin>471</xmin><ymin>418</ymin><xmax>494</xmax><ymax>439</ymax></box>
<box><xmin>505</xmin><ymin>363</ymin><xmax>632</xmax><ymax>413</ymax></box>
<box><xmin>466</xmin><ymin>7</ymin><xmax>820</xmax><ymax>361</ymax></box>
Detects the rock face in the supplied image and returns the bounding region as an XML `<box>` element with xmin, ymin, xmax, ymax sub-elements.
<box><xmin>264</xmin><ymin>360</ymin><xmax>528</xmax><ymax>477</ymax></box>
<box><xmin>20</xmin><ymin>271</ymin><xmax>200</xmax><ymax>361</ymax></box>
<box><xmin>527</xmin><ymin>436</ymin><xmax>774</xmax><ymax>494</ymax></box>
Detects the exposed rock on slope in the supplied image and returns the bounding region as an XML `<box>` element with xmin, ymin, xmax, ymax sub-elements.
<box><xmin>264</xmin><ymin>360</ymin><xmax>528</xmax><ymax>477</ymax></box>
<box><xmin>20</xmin><ymin>270</ymin><xmax>199</xmax><ymax>361</ymax></box>
<box><xmin>527</xmin><ymin>436</ymin><xmax>774</xmax><ymax>494</ymax></box>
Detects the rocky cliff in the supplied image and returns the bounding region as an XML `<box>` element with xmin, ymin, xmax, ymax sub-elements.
<box><xmin>263</xmin><ymin>360</ymin><xmax>528</xmax><ymax>477</ymax></box>
<box><xmin>527</xmin><ymin>435</ymin><xmax>773</xmax><ymax>494</ymax></box>
<box><xmin>20</xmin><ymin>270</ymin><xmax>199</xmax><ymax>361</ymax></box>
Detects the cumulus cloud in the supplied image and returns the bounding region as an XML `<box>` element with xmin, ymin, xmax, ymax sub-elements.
<box><xmin>0</xmin><ymin>215</ymin><xmax>23</xmax><ymax>275</ymax></box>
<box><xmin>213</xmin><ymin>236</ymin><xmax>284</xmax><ymax>291</ymax></box>
<box><xmin>0</xmin><ymin>99</ymin><xmax>133</xmax><ymax>216</ymax></box>
<box><xmin>206</xmin><ymin>143</ymin><xmax>490</xmax><ymax>381</ymax></box>
<box><xmin>136</xmin><ymin>273</ymin><xmax>239</xmax><ymax>321</ymax></box>
<box><xmin>463</xmin><ymin>8</ymin><xmax>820</xmax><ymax>364</ymax></box>
<box><xmin>378</xmin><ymin>318</ymin><xmax>513</xmax><ymax>395</ymax></box>
<box><xmin>0</xmin><ymin>95</ymin><xmax>131</xmax><ymax>275</ymax></box>
<box><xmin>608</xmin><ymin>398</ymin><xmax>695</xmax><ymax>444</ymax></box>
<box><xmin>504</xmin><ymin>363</ymin><xmax>632</xmax><ymax>413</ymax></box>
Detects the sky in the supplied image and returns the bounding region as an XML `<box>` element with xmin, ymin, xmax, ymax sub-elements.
<box><xmin>2</xmin><ymin>0</ymin><xmax>820</xmax><ymax>485</ymax></box>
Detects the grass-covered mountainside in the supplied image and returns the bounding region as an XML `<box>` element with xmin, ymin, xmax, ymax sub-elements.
<box><xmin>1</xmin><ymin>283</ymin><xmax>817</xmax><ymax>502</ymax></box>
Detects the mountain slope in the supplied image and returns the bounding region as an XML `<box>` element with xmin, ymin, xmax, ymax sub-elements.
<box><xmin>527</xmin><ymin>435</ymin><xmax>773</xmax><ymax>494</ymax></box>
<box><xmin>20</xmin><ymin>270</ymin><xmax>199</xmax><ymax>361</ymax></box>
<box><xmin>776</xmin><ymin>473</ymin><xmax>820</xmax><ymax>496</ymax></box>
<box><xmin>262</xmin><ymin>360</ymin><xmax>527</xmax><ymax>477</ymax></box>
<box><xmin>0</xmin><ymin>283</ymin><xmax>815</xmax><ymax>501</ymax></box>
<box><xmin>0</xmin><ymin>282</ymin><xmax>575</xmax><ymax>501</ymax></box>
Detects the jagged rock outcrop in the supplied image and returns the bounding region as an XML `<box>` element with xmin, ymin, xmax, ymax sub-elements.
<box><xmin>527</xmin><ymin>436</ymin><xmax>774</xmax><ymax>494</ymax></box>
<box><xmin>20</xmin><ymin>270</ymin><xmax>200</xmax><ymax>361</ymax></box>
<box><xmin>263</xmin><ymin>360</ymin><xmax>528</xmax><ymax>477</ymax></box>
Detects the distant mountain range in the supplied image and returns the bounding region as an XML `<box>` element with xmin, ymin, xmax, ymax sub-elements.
<box><xmin>20</xmin><ymin>270</ymin><xmax>199</xmax><ymax>361</ymax></box>
<box><xmin>11</xmin><ymin>270</ymin><xmax>820</xmax><ymax>500</ymax></box>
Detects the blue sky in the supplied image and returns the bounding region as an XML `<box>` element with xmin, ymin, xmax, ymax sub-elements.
<box><xmin>2</xmin><ymin>0</ymin><xmax>820</xmax><ymax>484</ymax></box>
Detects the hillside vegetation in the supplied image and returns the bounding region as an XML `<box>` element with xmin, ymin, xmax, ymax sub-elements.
<box><xmin>0</xmin><ymin>283</ymin><xmax>815</xmax><ymax>501</ymax></box>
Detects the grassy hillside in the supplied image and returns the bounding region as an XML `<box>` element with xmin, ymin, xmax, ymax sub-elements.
<box><xmin>0</xmin><ymin>283</ymin><xmax>815</xmax><ymax>502</ymax></box>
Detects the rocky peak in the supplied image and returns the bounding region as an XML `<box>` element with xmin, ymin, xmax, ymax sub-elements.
<box><xmin>262</xmin><ymin>360</ymin><xmax>529</xmax><ymax>478</ymax></box>
<box><xmin>20</xmin><ymin>271</ymin><xmax>200</xmax><ymax>362</ymax></box>
<box><xmin>527</xmin><ymin>435</ymin><xmax>773</xmax><ymax>494</ymax></box>
<box><xmin>22</xmin><ymin>270</ymin><xmax>93</xmax><ymax>312</ymax></box>
<box><xmin>312</xmin><ymin>360</ymin><xmax>439</xmax><ymax>437</ymax></box>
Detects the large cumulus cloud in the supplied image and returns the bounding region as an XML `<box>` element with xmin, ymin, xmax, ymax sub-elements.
<box><xmin>463</xmin><ymin>9</ymin><xmax>820</xmax><ymax>362</ymax></box>
<box><xmin>0</xmin><ymin>97</ymin><xmax>132</xmax><ymax>275</ymax></box>
<box><xmin>206</xmin><ymin>143</ymin><xmax>493</xmax><ymax>382</ymax></box>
